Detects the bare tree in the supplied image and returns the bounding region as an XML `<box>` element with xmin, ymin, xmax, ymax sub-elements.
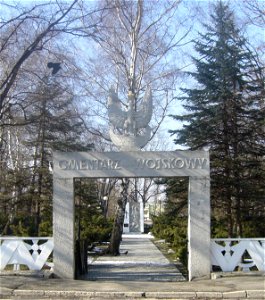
<box><xmin>73</xmin><ymin>0</ymin><xmax>192</xmax><ymax>144</ymax></box>
<box><xmin>240</xmin><ymin>0</ymin><xmax>265</xmax><ymax>28</ymax></box>
<box><xmin>0</xmin><ymin>0</ymin><xmax>109</xmax><ymax>235</ymax></box>
<box><xmin>77</xmin><ymin>0</ymin><xmax>193</xmax><ymax>254</ymax></box>
<box><xmin>0</xmin><ymin>0</ymin><xmax>104</xmax><ymax>127</ymax></box>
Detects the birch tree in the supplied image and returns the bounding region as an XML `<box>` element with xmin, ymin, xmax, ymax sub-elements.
<box><xmin>79</xmin><ymin>0</ymin><xmax>192</xmax><ymax>254</ymax></box>
<box><xmin>0</xmin><ymin>0</ymin><xmax>105</xmax><ymax>234</ymax></box>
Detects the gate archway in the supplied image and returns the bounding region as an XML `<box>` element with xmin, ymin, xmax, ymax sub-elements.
<box><xmin>53</xmin><ymin>150</ymin><xmax>210</xmax><ymax>281</ymax></box>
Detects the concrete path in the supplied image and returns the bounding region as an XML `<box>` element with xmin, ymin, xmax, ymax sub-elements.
<box><xmin>83</xmin><ymin>234</ymin><xmax>185</xmax><ymax>281</ymax></box>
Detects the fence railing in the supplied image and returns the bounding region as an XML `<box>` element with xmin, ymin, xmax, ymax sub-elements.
<box><xmin>0</xmin><ymin>237</ymin><xmax>53</xmax><ymax>271</ymax></box>
<box><xmin>211</xmin><ymin>238</ymin><xmax>265</xmax><ymax>272</ymax></box>
<box><xmin>1</xmin><ymin>237</ymin><xmax>264</xmax><ymax>273</ymax></box>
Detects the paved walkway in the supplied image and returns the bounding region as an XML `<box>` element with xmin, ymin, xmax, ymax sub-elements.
<box><xmin>84</xmin><ymin>234</ymin><xmax>185</xmax><ymax>281</ymax></box>
<box><xmin>0</xmin><ymin>234</ymin><xmax>264</xmax><ymax>299</ymax></box>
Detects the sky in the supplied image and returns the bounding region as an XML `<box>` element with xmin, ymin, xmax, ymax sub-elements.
<box><xmin>1</xmin><ymin>0</ymin><xmax>263</xmax><ymax>151</ymax></box>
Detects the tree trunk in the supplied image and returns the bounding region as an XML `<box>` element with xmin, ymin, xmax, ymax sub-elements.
<box><xmin>108</xmin><ymin>179</ymin><xmax>129</xmax><ymax>255</ymax></box>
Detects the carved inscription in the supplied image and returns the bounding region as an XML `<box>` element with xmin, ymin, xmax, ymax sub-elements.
<box><xmin>59</xmin><ymin>159</ymin><xmax>121</xmax><ymax>170</ymax></box>
<box><xmin>136</xmin><ymin>158</ymin><xmax>207</xmax><ymax>170</ymax></box>
<box><xmin>58</xmin><ymin>157</ymin><xmax>207</xmax><ymax>171</ymax></box>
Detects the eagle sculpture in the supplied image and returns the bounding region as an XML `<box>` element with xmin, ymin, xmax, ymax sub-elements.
<box><xmin>108</xmin><ymin>87</ymin><xmax>153</xmax><ymax>151</ymax></box>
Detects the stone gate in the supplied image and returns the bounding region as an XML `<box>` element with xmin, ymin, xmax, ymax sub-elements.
<box><xmin>53</xmin><ymin>150</ymin><xmax>210</xmax><ymax>281</ymax></box>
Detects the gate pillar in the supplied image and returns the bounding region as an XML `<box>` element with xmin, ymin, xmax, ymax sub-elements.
<box><xmin>53</xmin><ymin>178</ymin><xmax>75</xmax><ymax>279</ymax></box>
<box><xmin>188</xmin><ymin>176</ymin><xmax>211</xmax><ymax>280</ymax></box>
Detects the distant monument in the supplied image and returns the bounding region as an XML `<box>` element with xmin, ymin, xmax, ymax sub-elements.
<box><xmin>108</xmin><ymin>87</ymin><xmax>152</xmax><ymax>233</ymax></box>
<box><xmin>108</xmin><ymin>87</ymin><xmax>152</xmax><ymax>151</ymax></box>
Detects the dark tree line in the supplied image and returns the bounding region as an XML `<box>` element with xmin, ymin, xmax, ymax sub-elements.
<box><xmin>168</xmin><ymin>1</ymin><xmax>264</xmax><ymax>238</ymax></box>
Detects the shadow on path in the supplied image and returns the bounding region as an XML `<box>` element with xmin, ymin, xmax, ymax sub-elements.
<box><xmin>81</xmin><ymin>234</ymin><xmax>186</xmax><ymax>282</ymax></box>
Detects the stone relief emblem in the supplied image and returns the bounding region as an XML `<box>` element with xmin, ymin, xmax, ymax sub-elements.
<box><xmin>108</xmin><ymin>87</ymin><xmax>152</xmax><ymax>151</ymax></box>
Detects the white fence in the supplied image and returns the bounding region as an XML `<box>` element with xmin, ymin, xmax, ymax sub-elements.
<box><xmin>0</xmin><ymin>237</ymin><xmax>53</xmax><ymax>271</ymax></box>
<box><xmin>211</xmin><ymin>238</ymin><xmax>265</xmax><ymax>272</ymax></box>
<box><xmin>1</xmin><ymin>237</ymin><xmax>264</xmax><ymax>273</ymax></box>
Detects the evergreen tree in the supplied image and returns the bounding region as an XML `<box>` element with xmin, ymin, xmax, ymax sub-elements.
<box><xmin>74</xmin><ymin>178</ymin><xmax>113</xmax><ymax>276</ymax></box>
<box><xmin>151</xmin><ymin>178</ymin><xmax>189</xmax><ymax>268</ymax></box>
<box><xmin>0</xmin><ymin>76</ymin><xmax>90</xmax><ymax>236</ymax></box>
<box><xmin>74</xmin><ymin>178</ymin><xmax>113</xmax><ymax>244</ymax></box>
<box><xmin>170</xmin><ymin>1</ymin><xmax>264</xmax><ymax>237</ymax></box>
<box><xmin>26</xmin><ymin>78</ymin><xmax>86</xmax><ymax>236</ymax></box>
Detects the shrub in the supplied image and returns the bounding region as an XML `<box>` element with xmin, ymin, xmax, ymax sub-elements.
<box><xmin>151</xmin><ymin>214</ymin><xmax>188</xmax><ymax>267</ymax></box>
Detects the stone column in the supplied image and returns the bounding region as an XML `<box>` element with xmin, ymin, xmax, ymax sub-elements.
<box><xmin>140</xmin><ymin>200</ymin><xmax>144</xmax><ymax>233</ymax></box>
<box><xmin>188</xmin><ymin>176</ymin><xmax>211</xmax><ymax>281</ymax></box>
<box><xmin>53</xmin><ymin>178</ymin><xmax>75</xmax><ymax>279</ymax></box>
<box><xmin>123</xmin><ymin>202</ymin><xmax>130</xmax><ymax>233</ymax></box>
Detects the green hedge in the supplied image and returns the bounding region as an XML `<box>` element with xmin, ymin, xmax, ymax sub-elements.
<box><xmin>151</xmin><ymin>214</ymin><xmax>188</xmax><ymax>267</ymax></box>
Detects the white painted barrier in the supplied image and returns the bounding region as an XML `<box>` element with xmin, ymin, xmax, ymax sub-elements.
<box><xmin>211</xmin><ymin>238</ymin><xmax>265</xmax><ymax>272</ymax></box>
<box><xmin>1</xmin><ymin>237</ymin><xmax>264</xmax><ymax>273</ymax></box>
<box><xmin>0</xmin><ymin>237</ymin><xmax>53</xmax><ymax>271</ymax></box>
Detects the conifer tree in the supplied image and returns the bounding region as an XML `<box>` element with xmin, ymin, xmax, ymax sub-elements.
<box><xmin>26</xmin><ymin>77</ymin><xmax>90</xmax><ymax>236</ymax></box>
<box><xmin>170</xmin><ymin>1</ymin><xmax>264</xmax><ymax>237</ymax></box>
<box><xmin>0</xmin><ymin>75</ymin><xmax>89</xmax><ymax>236</ymax></box>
